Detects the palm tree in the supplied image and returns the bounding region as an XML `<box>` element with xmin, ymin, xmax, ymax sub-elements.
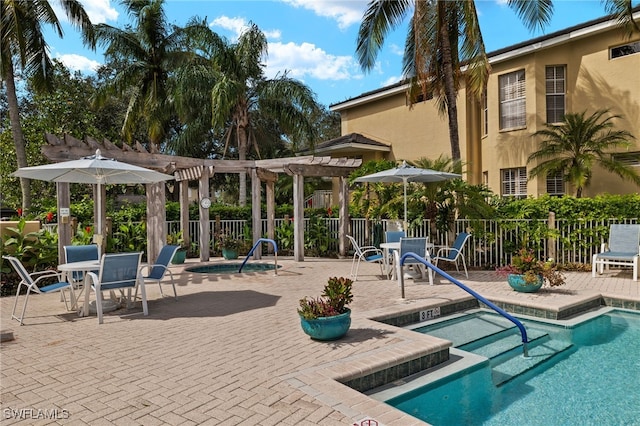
<box><xmin>93</xmin><ymin>0</ymin><xmax>202</xmax><ymax>150</ymax></box>
<box><xmin>1</xmin><ymin>0</ymin><xmax>94</xmax><ymax>211</ymax></box>
<box><xmin>528</xmin><ymin>109</ymin><xmax>639</xmax><ymax>198</ymax></box>
<box><xmin>356</xmin><ymin>0</ymin><xmax>638</xmax><ymax>162</ymax></box>
<box><xmin>203</xmin><ymin>23</ymin><xmax>320</xmax><ymax>206</ymax></box>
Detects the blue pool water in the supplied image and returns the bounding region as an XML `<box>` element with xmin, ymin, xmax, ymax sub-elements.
<box><xmin>387</xmin><ymin>310</ymin><xmax>640</xmax><ymax>425</ymax></box>
<box><xmin>186</xmin><ymin>263</ymin><xmax>280</xmax><ymax>273</ymax></box>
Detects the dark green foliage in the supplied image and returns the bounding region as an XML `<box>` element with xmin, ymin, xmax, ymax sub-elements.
<box><xmin>298</xmin><ymin>276</ymin><xmax>353</xmax><ymax>319</ymax></box>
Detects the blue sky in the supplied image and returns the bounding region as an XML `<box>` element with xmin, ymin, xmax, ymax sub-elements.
<box><xmin>46</xmin><ymin>0</ymin><xmax>635</xmax><ymax>107</ymax></box>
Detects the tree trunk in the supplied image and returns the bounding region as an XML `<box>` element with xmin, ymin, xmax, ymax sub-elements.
<box><xmin>3</xmin><ymin>57</ymin><xmax>32</xmax><ymax>210</ymax></box>
<box><xmin>438</xmin><ymin>2</ymin><xmax>461</xmax><ymax>161</ymax></box>
<box><xmin>236</xmin><ymin>105</ymin><xmax>249</xmax><ymax>207</ymax></box>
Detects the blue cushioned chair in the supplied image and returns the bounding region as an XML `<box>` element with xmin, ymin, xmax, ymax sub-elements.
<box><xmin>86</xmin><ymin>252</ymin><xmax>146</xmax><ymax>324</ymax></box>
<box><xmin>346</xmin><ymin>235</ymin><xmax>384</xmax><ymax>281</ymax></box>
<box><xmin>432</xmin><ymin>232</ymin><xmax>471</xmax><ymax>278</ymax></box>
<box><xmin>137</xmin><ymin>245</ymin><xmax>180</xmax><ymax>300</ymax></box>
<box><xmin>3</xmin><ymin>255</ymin><xmax>73</xmax><ymax>325</ymax></box>
<box><xmin>395</xmin><ymin>237</ymin><xmax>431</xmax><ymax>283</ymax></box>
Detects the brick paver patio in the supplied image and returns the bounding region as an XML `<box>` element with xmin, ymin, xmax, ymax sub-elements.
<box><xmin>1</xmin><ymin>257</ymin><xmax>639</xmax><ymax>425</ymax></box>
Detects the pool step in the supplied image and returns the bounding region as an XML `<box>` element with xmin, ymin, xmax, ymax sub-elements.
<box><xmin>463</xmin><ymin>327</ymin><xmax>549</xmax><ymax>360</ymax></box>
<box><xmin>418</xmin><ymin>313</ymin><xmax>518</xmax><ymax>347</ymax></box>
<box><xmin>491</xmin><ymin>339</ymin><xmax>573</xmax><ymax>387</ymax></box>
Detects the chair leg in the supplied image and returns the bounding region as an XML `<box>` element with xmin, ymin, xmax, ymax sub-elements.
<box><xmin>96</xmin><ymin>288</ymin><xmax>104</xmax><ymax>324</ymax></box>
<box><xmin>634</xmin><ymin>257</ymin><xmax>638</xmax><ymax>282</ymax></box>
<box><xmin>139</xmin><ymin>280</ymin><xmax>148</xmax><ymax>316</ymax></box>
<box><xmin>461</xmin><ymin>256</ymin><xmax>468</xmax><ymax>279</ymax></box>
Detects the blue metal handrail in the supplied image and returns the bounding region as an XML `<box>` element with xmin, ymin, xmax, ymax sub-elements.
<box><xmin>239</xmin><ymin>238</ymin><xmax>279</xmax><ymax>275</ymax></box>
<box><xmin>398</xmin><ymin>252</ymin><xmax>529</xmax><ymax>357</ymax></box>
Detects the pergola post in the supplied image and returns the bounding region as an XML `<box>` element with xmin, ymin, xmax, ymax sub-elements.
<box><xmin>179</xmin><ymin>180</ymin><xmax>190</xmax><ymax>248</ymax></box>
<box><xmin>199</xmin><ymin>167</ymin><xmax>210</xmax><ymax>261</ymax></box>
<box><xmin>293</xmin><ymin>173</ymin><xmax>305</xmax><ymax>261</ymax></box>
<box><xmin>56</xmin><ymin>182</ymin><xmax>71</xmax><ymax>264</ymax></box>
<box><xmin>339</xmin><ymin>176</ymin><xmax>349</xmax><ymax>257</ymax></box>
<box><xmin>146</xmin><ymin>182</ymin><xmax>166</xmax><ymax>262</ymax></box>
<box><xmin>250</xmin><ymin>168</ymin><xmax>261</xmax><ymax>260</ymax></box>
<box><xmin>266</xmin><ymin>180</ymin><xmax>275</xmax><ymax>254</ymax></box>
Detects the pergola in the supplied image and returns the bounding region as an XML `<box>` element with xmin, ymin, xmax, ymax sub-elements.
<box><xmin>41</xmin><ymin>134</ymin><xmax>361</xmax><ymax>263</ymax></box>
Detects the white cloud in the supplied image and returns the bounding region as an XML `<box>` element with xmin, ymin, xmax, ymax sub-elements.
<box><xmin>281</xmin><ymin>0</ymin><xmax>368</xmax><ymax>30</ymax></box>
<box><xmin>56</xmin><ymin>54</ymin><xmax>101</xmax><ymax>73</ymax></box>
<box><xmin>79</xmin><ymin>0</ymin><xmax>119</xmax><ymax>23</ymax></box>
<box><xmin>266</xmin><ymin>41</ymin><xmax>358</xmax><ymax>81</ymax></box>
<box><xmin>390</xmin><ymin>43</ymin><xmax>404</xmax><ymax>56</ymax></box>
<box><xmin>382</xmin><ymin>75</ymin><xmax>402</xmax><ymax>87</ymax></box>
<box><xmin>210</xmin><ymin>16</ymin><xmax>281</xmax><ymax>41</ymax></box>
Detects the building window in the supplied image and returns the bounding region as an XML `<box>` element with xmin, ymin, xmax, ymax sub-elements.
<box><xmin>501</xmin><ymin>167</ymin><xmax>527</xmax><ymax>197</ymax></box>
<box><xmin>546</xmin><ymin>171</ymin><xmax>565</xmax><ymax>196</ymax></box>
<box><xmin>610</xmin><ymin>41</ymin><xmax>640</xmax><ymax>59</ymax></box>
<box><xmin>612</xmin><ymin>151</ymin><xmax>640</xmax><ymax>166</ymax></box>
<box><xmin>482</xmin><ymin>171</ymin><xmax>489</xmax><ymax>186</ymax></box>
<box><xmin>499</xmin><ymin>70</ymin><xmax>526</xmax><ymax>130</ymax></box>
<box><xmin>545</xmin><ymin>65</ymin><xmax>565</xmax><ymax>124</ymax></box>
<box><xmin>482</xmin><ymin>88</ymin><xmax>488</xmax><ymax>136</ymax></box>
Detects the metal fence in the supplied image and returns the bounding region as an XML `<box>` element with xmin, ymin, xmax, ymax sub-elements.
<box><xmin>47</xmin><ymin>217</ymin><xmax>638</xmax><ymax>268</ymax></box>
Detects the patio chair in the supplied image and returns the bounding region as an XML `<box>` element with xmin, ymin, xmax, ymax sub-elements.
<box><xmin>432</xmin><ymin>232</ymin><xmax>471</xmax><ymax>278</ymax></box>
<box><xmin>394</xmin><ymin>237</ymin><xmax>432</xmax><ymax>284</ymax></box>
<box><xmin>63</xmin><ymin>244</ymin><xmax>99</xmax><ymax>301</ymax></box>
<box><xmin>3</xmin><ymin>255</ymin><xmax>73</xmax><ymax>325</ymax></box>
<box><xmin>136</xmin><ymin>245</ymin><xmax>180</xmax><ymax>300</ymax></box>
<box><xmin>86</xmin><ymin>252</ymin><xmax>146</xmax><ymax>324</ymax></box>
<box><xmin>592</xmin><ymin>224</ymin><xmax>640</xmax><ymax>281</ymax></box>
<box><xmin>346</xmin><ymin>235</ymin><xmax>384</xmax><ymax>281</ymax></box>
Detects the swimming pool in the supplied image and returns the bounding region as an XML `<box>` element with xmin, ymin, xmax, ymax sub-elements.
<box><xmin>186</xmin><ymin>263</ymin><xmax>281</xmax><ymax>274</ymax></box>
<box><xmin>380</xmin><ymin>309</ymin><xmax>640</xmax><ymax>425</ymax></box>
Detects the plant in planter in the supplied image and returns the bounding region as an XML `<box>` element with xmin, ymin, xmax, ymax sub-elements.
<box><xmin>219</xmin><ymin>232</ymin><xmax>242</xmax><ymax>260</ymax></box>
<box><xmin>298</xmin><ymin>276</ymin><xmax>353</xmax><ymax>340</ymax></box>
<box><xmin>496</xmin><ymin>248</ymin><xmax>565</xmax><ymax>292</ymax></box>
<box><xmin>167</xmin><ymin>231</ymin><xmax>187</xmax><ymax>264</ymax></box>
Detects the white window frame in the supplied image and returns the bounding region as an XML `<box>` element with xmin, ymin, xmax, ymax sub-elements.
<box><xmin>610</xmin><ymin>41</ymin><xmax>640</xmax><ymax>59</ymax></box>
<box><xmin>546</xmin><ymin>171</ymin><xmax>565</xmax><ymax>196</ymax></box>
<box><xmin>501</xmin><ymin>167</ymin><xmax>527</xmax><ymax>197</ymax></box>
<box><xmin>545</xmin><ymin>65</ymin><xmax>565</xmax><ymax>124</ymax></box>
<box><xmin>482</xmin><ymin>88</ymin><xmax>488</xmax><ymax>137</ymax></box>
<box><xmin>499</xmin><ymin>70</ymin><xmax>526</xmax><ymax>130</ymax></box>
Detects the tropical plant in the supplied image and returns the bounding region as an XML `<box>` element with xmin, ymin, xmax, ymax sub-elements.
<box><xmin>275</xmin><ymin>221</ymin><xmax>295</xmax><ymax>252</ymax></box>
<box><xmin>178</xmin><ymin>22</ymin><xmax>320</xmax><ymax>206</ymax></box>
<box><xmin>304</xmin><ymin>214</ymin><xmax>333</xmax><ymax>256</ymax></box>
<box><xmin>1</xmin><ymin>0</ymin><xmax>95</xmax><ymax>211</ymax></box>
<box><xmin>528</xmin><ymin>109</ymin><xmax>639</xmax><ymax>198</ymax></box>
<box><xmin>93</xmin><ymin>0</ymin><xmax>203</xmax><ymax>149</ymax></box>
<box><xmin>112</xmin><ymin>220</ymin><xmax>147</xmax><ymax>253</ymax></box>
<box><xmin>298</xmin><ymin>277</ymin><xmax>354</xmax><ymax>319</ymax></box>
<box><xmin>166</xmin><ymin>230</ymin><xmax>186</xmax><ymax>249</ymax></box>
<box><xmin>356</xmin><ymin>1</ymin><xmax>638</xmax><ymax>162</ymax></box>
<box><xmin>496</xmin><ymin>248</ymin><xmax>565</xmax><ymax>286</ymax></box>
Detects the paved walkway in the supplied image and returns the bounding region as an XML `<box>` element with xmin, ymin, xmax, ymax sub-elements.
<box><xmin>1</xmin><ymin>258</ymin><xmax>638</xmax><ymax>425</ymax></box>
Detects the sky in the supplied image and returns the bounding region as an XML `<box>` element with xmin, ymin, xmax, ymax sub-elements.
<box><xmin>45</xmin><ymin>0</ymin><xmax>636</xmax><ymax>107</ymax></box>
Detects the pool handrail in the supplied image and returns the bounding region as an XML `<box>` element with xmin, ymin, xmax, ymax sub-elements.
<box><xmin>398</xmin><ymin>252</ymin><xmax>529</xmax><ymax>357</ymax></box>
<box><xmin>239</xmin><ymin>238</ymin><xmax>278</xmax><ymax>275</ymax></box>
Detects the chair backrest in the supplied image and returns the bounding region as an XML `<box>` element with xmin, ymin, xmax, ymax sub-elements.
<box><xmin>400</xmin><ymin>237</ymin><xmax>428</xmax><ymax>264</ymax></box>
<box><xmin>346</xmin><ymin>235</ymin><xmax>363</xmax><ymax>256</ymax></box>
<box><xmin>608</xmin><ymin>224</ymin><xmax>640</xmax><ymax>254</ymax></box>
<box><xmin>148</xmin><ymin>245</ymin><xmax>179</xmax><ymax>279</ymax></box>
<box><xmin>98</xmin><ymin>252</ymin><xmax>142</xmax><ymax>288</ymax></box>
<box><xmin>64</xmin><ymin>245</ymin><xmax>100</xmax><ymax>280</ymax></box>
<box><xmin>445</xmin><ymin>232</ymin><xmax>471</xmax><ymax>260</ymax></box>
<box><xmin>385</xmin><ymin>231</ymin><xmax>406</xmax><ymax>244</ymax></box>
<box><xmin>2</xmin><ymin>256</ymin><xmax>36</xmax><ymax>289</ymax></box>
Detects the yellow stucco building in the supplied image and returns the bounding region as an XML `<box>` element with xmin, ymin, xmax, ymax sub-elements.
<box><xmin>327</xmin><ymin>10</ymin><xmax>640</xmax><ymax>198</ymax></box>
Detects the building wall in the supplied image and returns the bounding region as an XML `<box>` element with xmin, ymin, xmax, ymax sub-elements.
<box><xmin>335</xmin><ymin>19</ymin><xmax>640</xmax><ymax>198</ymax></box>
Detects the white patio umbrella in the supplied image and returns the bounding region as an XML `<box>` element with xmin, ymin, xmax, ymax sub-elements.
<box><xmin>12</xmin><ymin>149</ymin><xmax>174</xmax><ymax>237</ymax></box>
<box><xmin>354</xmin><ymin>161</ymin><xmax>461</xmax><ymax>230</ymax></box>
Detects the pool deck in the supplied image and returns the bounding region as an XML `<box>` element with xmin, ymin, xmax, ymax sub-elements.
<box><xmin>1</xmin><ymin>258</ymin><xmax>639</xmax><ymax>425</ymax></box>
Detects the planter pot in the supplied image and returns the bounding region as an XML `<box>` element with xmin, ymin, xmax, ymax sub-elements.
<box><xmin>171</xmin><ymin>249</ymin><xmax>187</xmax><ymax>264</ymax></box>
<box><xmin>222</xmin><ymin>248</ymin><xmax>239</xmax><ymax>260</ymax></box>
<box><xmin>299</xmin><ymin>309</ymin><xmax>351</xmax><ymax>341</ymax></box>
<box><xmin>507</xmin><ymin>273</ymin><xmax>543</xmax><ymax>293</ymax></box>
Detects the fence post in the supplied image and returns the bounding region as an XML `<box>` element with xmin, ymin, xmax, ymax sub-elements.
<box><xmin>548</xmin><ymin>211</ymin><xmax>556</xmax><ymax>261</ymax></box>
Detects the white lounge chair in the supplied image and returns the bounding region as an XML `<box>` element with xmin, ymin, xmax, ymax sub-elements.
<box><xmin>592</xmin><ymin>224</ymin><xmax>640</xmax><ymax>281</ymax></box>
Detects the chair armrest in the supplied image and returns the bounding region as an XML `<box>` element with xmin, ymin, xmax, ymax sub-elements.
<box><xmin>31</xmin><ymin>270</ymin><xmax>65</xmax><ymax>285</ymax></box>
<box><xmin>86</xmin><ymin>271</ymin><xmax>100</xmax><ymax>289</ymax></box>
<box><xmin>362</xmin><ymin>248</ymin><xmax>383</xmax><ymax>256</ymax></box>
<box><xmin>360</xmin><ymin>245</ymin><xmax>378</xmax><ymax>251</ymax></box>
<box><xmin>139</xmin><ymin>264</ymin><xmax>171</xmax><ymax>278</ymax></box>
<box><xmin>435</xmin><ymin>247</ymin><xmax>461</xmax><ymax>258</ymax></box>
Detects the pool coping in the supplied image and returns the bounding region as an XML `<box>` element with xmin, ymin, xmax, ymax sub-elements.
<box><xmin>285</xmin><ymin>292</ymin><xmax>640</xmax><ymax>425</ymax></box>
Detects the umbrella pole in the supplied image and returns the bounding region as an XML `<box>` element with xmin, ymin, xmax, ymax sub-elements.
<box><xmin>403</xmin><ymin>179</ymin><xmax>408</xmax><ymax>233</ymax></box>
